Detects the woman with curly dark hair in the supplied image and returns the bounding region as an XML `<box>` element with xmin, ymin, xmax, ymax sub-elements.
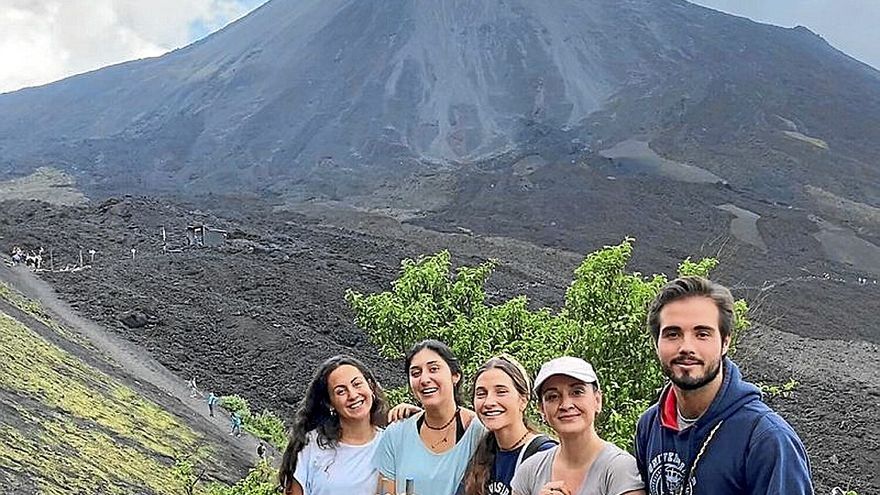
<box><xmin>278</xmin><ymin>355</ymin><xmax>388</xmax><ymax>495</ymax></box>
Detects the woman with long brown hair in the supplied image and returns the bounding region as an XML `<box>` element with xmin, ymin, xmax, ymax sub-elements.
<box><xmin>462</xmin><ymin>355</ymin><xmax>557</xmax><ymax>495</ymax></box>
<box><xmin>278</xmin><ymin>355</ymin><xmax>388</xmax><ymax>495</ymax></box>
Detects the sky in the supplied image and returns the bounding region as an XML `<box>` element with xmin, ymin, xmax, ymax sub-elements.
<box><xmin>0</xmin><ymin>0</ymin><xmax>878</xmax><ymax>94</ymax></box>
<box><xmin>0</xmin><ymin>0</ymin><xmax>267</xmax><ymax>94</ymax></box>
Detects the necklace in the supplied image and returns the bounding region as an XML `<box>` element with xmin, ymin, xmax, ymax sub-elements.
<box><xmin>430</xmin><ymin>433</ymin><xmax>450</xmax><ymax>450</ymax></box>
<box><xmin>423</xmin><ymin>407</ymin><xmax>459</xmax><ymax>430</ymax></box>
<box><xmin>499</xmin><ymin>431</ymin><xmax>529</xmax><ymax>452</ymax></box>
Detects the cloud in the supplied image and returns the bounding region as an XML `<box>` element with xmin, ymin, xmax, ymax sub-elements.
<box><xmin>0</xmin><ymin>0</ymin><xmax>261</xmax><ymax>94</ymax></box>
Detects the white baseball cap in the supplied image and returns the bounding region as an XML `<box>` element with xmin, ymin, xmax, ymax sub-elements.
<box><xmin>533</xmin><ymin>356</ymin><xmax>600</xmax><ymax>395</ymax></box>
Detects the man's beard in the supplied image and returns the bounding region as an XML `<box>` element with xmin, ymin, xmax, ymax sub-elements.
<box><xmin>662</xmin><ymin>356</ymin><xmax>723</xmax><ymax>391</ymax></box>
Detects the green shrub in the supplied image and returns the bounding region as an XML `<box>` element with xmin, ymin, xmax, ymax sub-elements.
<box><xmin>347</xmin><ymin>239</ymin><xmax>750</xmax><ymax>450</ymax></box>
<box><xmin>219</xmin><ymin>395</ymin><xmax>286</xmax><ymax>449</ymax></box>
<box><xmin>219</xmin><ymin>395</ymin><xmax>252</xmax><ymax>422</ymax></box>
<box><xmin>203</xmin><ymin>459</ymin><xmax>277</xmax><ymax>495</ymax></box>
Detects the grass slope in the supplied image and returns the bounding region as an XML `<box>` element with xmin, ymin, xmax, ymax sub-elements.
<box><xmin>0</xmin><ymin>294</ymin><xmax>211</xmax><ymax>493</ymax></box>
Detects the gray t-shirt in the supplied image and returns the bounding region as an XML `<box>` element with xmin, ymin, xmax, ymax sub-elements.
<box><xmin>510</xmin><ymin>441</ymin><xmax>643</xmax><ymax>495</ymax></box>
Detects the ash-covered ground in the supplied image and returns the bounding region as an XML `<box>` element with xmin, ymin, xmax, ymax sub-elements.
<box><xmin>0</xmin><ymin>196</ymin><xmax>877</xmax><ymax>493</ymax></box>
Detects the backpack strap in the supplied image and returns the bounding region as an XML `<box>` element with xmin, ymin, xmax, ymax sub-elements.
<box><xmin>516</xmin><ymin>434</ymin><xmax>557</xmax><ymax>468</ymax></box>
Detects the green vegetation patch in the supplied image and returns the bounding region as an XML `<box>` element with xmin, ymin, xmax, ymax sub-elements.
<box><xmin>347</xmin><ymin>239</ymin><xmax>751</xmax><ymax>450</ymax></box>
<box><xmin>0</xmin><ymin>310</ymin><xmax>209</xmax><ymax>493</ymax></box>
<box><xmin>0</xmin><ymin>280</ymin><xmax>94</xmax><ymax>350</ymax></box>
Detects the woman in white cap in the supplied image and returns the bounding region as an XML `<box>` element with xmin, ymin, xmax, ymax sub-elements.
<box><xmin>510</xmin><ymin>356</ymin><xmax>645</xmax><ymax>495</ymax></box>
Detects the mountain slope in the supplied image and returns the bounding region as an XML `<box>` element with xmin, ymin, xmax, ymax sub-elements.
<box><xmin>0</xmin><ymin>281</ymin><xmax>252</xmax><ymax>493</ymax></box>
<box><xmin>0</xmin><ymin>0</ymin><xmax>877</xmax><ymax>208</ymax></box>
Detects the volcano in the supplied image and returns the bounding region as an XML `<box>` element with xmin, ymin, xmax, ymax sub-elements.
<box><xmin>1</xmin><ymin>0</ymin><xmax>878</xmax><ymax>208</ymax></box>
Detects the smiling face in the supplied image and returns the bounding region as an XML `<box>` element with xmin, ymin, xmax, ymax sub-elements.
<box><xmin>538</xmin><ymin>375</ymin><xmax>601</xmax><ymax>436</ymax></box>
<box><xmin>327</xmin><ymin>364</ymin><xmax>374</xmax><ymax>423</ymax></box>
<box><xmin>408</xmin><ymin>349</ymin><xmax>460</xmax><ymax>408</ymax></box>
<box><xmin>473</xmin><ymin>367</ymin><xmax>528</xmax><ymax>432</ymax></box>
<box><xmin>656</xmin><ymin>296</ymin><xmax>730</xmax><ymax>391</ymax></box>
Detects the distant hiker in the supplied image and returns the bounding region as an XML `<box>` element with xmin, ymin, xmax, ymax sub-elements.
<box><xmin>11</xmin><ymin>246</ymin><xmax>23</xmax><ymax>265</ymax></box>
<box><xmin>257</xmin><ymin>442</ymin><xmax>266</xmax><ymax>459</ymax></box>
<box><xmin>189</xmin><ymin>377</ymin><xmax>198</xmax><ymax>398</ymax></box>
<box><xmin>634</xmin><ymin>277</ymin><xmax>812</xmax><ymax>494</ymax></box>
<box><xmin>206</xmin><ymin>392</ymin><xmax>219</xmax><ymax>417</ymax></box>
<box><xmin>230</xmin><ymin>412</ymin><xmax>242</xmax><ymax>437</ymax></box>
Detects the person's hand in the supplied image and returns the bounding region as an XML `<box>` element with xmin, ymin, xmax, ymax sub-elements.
<box><xmin>387</xmin><ymin>402</ymin><xmax>422</xmax><ymax>423</ymax></box>
<box><xmin>539</xmin><ymin>481</ymin><xmax>572</xmax><ymax>495</ymax></box>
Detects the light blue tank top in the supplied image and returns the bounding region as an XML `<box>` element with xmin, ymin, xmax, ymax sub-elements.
<box><xmin>374</xmin><ymin>413</ymin><xmax>486</xmax><ymax>495</ymax></box>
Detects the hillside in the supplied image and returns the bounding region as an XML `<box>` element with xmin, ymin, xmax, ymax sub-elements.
<box><xmin>1</xmin><ymin>195</ymin><xmax>877</xmax><ymax>493</ymax></box>
<box><xmin>0</xmin><ymin>279</ymin><xmax>255</xmax><ymax>493</ymax></box>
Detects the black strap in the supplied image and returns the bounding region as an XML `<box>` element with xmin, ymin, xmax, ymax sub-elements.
<box><xmin>417</xmin><ymin>409</ymin><xmax>466</xmax><ymax>443</ymax></box>
<box><xmin>522</xmin><ymin>434</ymin><xmax>557</xmax><ymax>462</ymax></box>
<box><xmin>455</xmin><ymin>408</ymin><xmax>465</xmax><ymax>442</ymax></box>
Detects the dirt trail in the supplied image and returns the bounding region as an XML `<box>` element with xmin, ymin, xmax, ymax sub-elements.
<box><xmin>0</xmin><ymin>259</ymin><xmax>272</xmax><ymax>461</ymax></box>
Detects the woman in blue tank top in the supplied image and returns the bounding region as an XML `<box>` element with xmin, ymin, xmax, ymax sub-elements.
<box><xmin>374</xmin><ymin>340</ymin><xmax>486</xmax><ymax>495</ymax></box>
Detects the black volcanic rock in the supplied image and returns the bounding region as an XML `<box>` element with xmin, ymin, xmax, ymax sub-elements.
<box><xmin>0</xmin><ymin>0</ymin><xmax>878</xmax><ymax>206</ymax></box>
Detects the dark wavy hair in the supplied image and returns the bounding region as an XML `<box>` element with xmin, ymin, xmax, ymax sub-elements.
<box><xmin>405</xmin><ymin>339</ymin><xmax>464</xmax><ymax>405</ymax></box>
<box><xmin>462</xmin><ymin>355</ymin><xmax>536</xmax><ymax>495</ymax></box>
<box><xmin>647</xmin><ymin>276</ymin><xmax>735</xmax><ymax>345</ymax></box>
<box><xmin>278</xmin><ymin>355</ymin><xmax>388</xmax><ymax>493</ymax></box>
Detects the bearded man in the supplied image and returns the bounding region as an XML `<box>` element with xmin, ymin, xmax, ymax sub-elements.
<box><xmin>634</xmin><ymin>276</ymin><xmax>813</xmax><ymax>494</ymax></box>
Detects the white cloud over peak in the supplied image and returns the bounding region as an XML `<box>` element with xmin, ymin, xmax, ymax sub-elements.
<box><xmin>0</xmin><ymin>0</ymin><xmax>261</xmax><ymax>94</ymax></box>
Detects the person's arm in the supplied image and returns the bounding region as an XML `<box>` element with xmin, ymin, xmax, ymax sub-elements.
<box><xmin>286</xmin><ymin>480</ymin><xmax>304</xmax><ymax>495</ymax></box>
<box><xmin>745</xmin><ymin>417</ymin><xmax>813</xmax><ymax>494</ymax></box>
<box><xmin>387</xmin><ymin>402</ymin><xmax>421</xmax><ymax>423</ymax></box>
<box><xmin>633</xmin><ymin>419</ymin><xmax>650</xmax><ymax>489</ymax></box>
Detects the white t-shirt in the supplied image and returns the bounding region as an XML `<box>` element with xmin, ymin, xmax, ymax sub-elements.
<box><xmin>294</xmin><ymin>428</ymin><xmax>384</xmax><ymax>495</ymax></box>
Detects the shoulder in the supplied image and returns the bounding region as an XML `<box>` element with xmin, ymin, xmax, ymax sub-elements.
<box><xmin>519</xmin><ymin>444</ymin><xmax>556</xmax><ymax>473</ymax></box>
<box><xmin>602</xmin><ymin>442</ymin><xmax>637</xmax><ymax>465</ymax></box>
<box><xmin>635</xmin><ymin>403</ymin><xmax>660</xmax><ymax>447</ymax></box>
<box><xmin>381</xmin><ymin>415</ymin><xmax>418</xmax><ymax>443</ymax></box>
<box><xmin>460</xmin><ymin>408</ymin><xmax>487</xmax><ymax>436</ymax></box>
<box><xmin>637</xmin><ymin>403</ymin><xmax>659</xmax><ymax>428</ymax></box>
<box><xmin>749</xmin><ymin>411</ymin><xmax>806</xmax><ymax>448</ymax></box>
<box><xmin>460</xmin><ymin>408</ymin><xmax>478</xmax><ymax>428</ymax></box>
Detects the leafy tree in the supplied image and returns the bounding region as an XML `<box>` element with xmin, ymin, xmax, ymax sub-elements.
<box><xmin>346</xmin><ymin>239</ymin><xmax>749</xmax><ymax>450</ymax></box>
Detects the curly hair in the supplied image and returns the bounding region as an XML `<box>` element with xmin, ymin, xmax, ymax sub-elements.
<box><xmin>277</xmin><ymin>355</ymin><xmax>388</xmax><ymax>493</ymax></box>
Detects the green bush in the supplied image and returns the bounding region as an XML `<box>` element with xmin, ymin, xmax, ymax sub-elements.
<box><xmin>219</xmin><ymin>395</ymin><xmax>286</xmax><ymax>449</ymax></box>
<box><xmin>247</xmin><ymin>409</ymin><xmax>287</xmax><ymax>450</ymax></box>
<box><xmin>347</xmin><ymin>239</ymin><xmax>750</xmax><ymax>450</ymax></box>
<box><xmin>202</xmin><ymin>459</ymin><xmax>277</xmax><ymax>495</ymax></box>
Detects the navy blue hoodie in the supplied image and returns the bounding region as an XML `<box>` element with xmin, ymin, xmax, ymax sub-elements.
<box><xmin>634</xmin><ymin>358</ymin><xmax>813</xmax><ymax>494</ymax></box>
